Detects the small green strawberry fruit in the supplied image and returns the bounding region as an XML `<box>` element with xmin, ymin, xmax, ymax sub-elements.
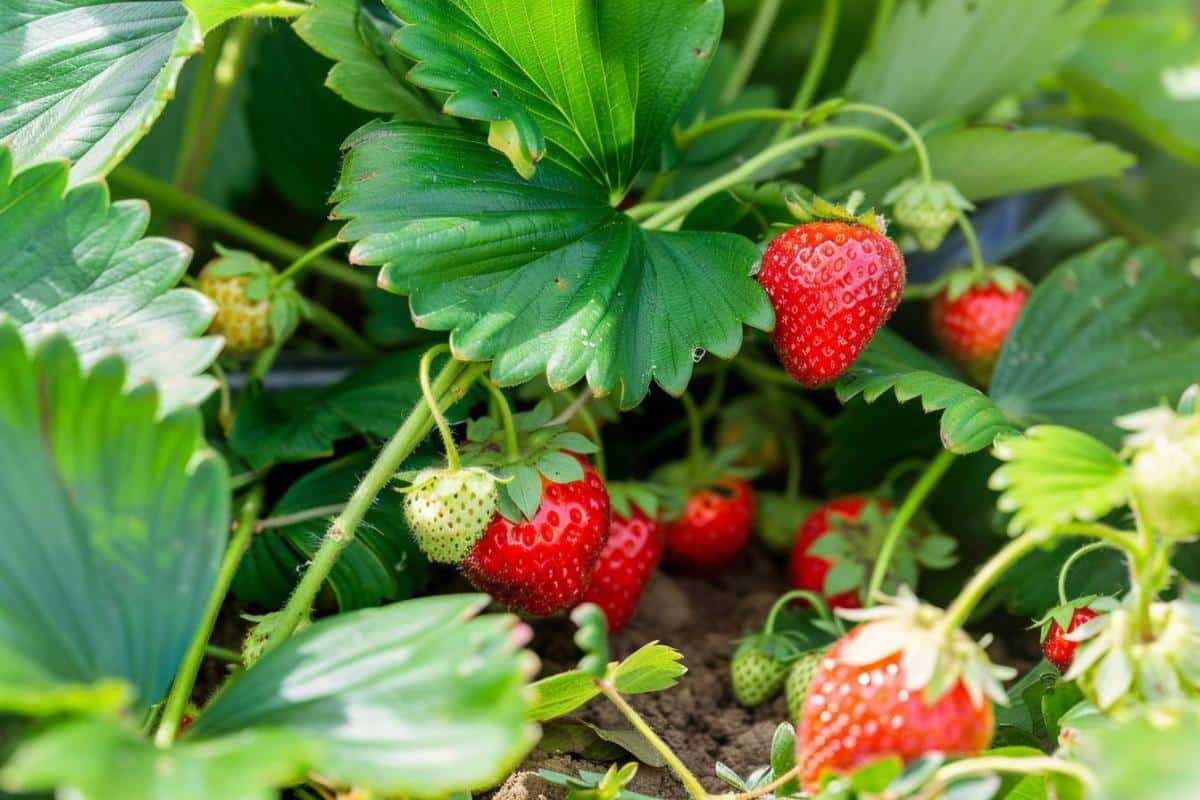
<box><xmin>731</xmin><ymin>636</ymin><xmax>791</xmax><ymax>707</ymax></box>
<box><xmin>785</xmin><ymin>649</ymin><xmax>826</xmax><ymax>723</ymax></box>
<box><xmin>198</xmin><ymin>244</ymin><xmax>304</xmax><ymax>357</ymax></box>
<box><xmin>1118</xmin><ymin>400</ymin><xmax>1200</xmax><ymax>542</ymax></box>
<box><xmin>403</xmin><ymin>466</ymin><xmax>499</xmax><ymax>563</ymax></box>
<box><xmin>884</xmin><ymin>179</ymin><xmax>973</xmax><ymax>252</ymax></box>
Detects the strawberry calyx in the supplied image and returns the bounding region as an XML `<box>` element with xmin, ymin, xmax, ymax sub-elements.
<box><xmin>838</xmin><ymin>588</ymin><xmax>1016</xmax><ymax>707</ymax></box>
<box><xmin>1117</xmin><ymin>391</ymin><xmax>1200</xmax><ymax>543</ymax></box>
<box><xmin>1032</xmin><ymin>595</ymin><xmax>1104</xmax><ymax>643</ymax></box>
<box><xmin>606</xmin><ymin>480</ymin><xmax>681</xmax><ymax>523</ymax></box>
<box><xmin>803</xmin><ymin>499</ymin><xmax>957</xmax><ymax>606</ymax></box>
<box><xmin>458</xmin><ymin>399</ymin><xmax>601</xmax><ymax>523</ymax></box>
<box><xmin>202</xmin><ymin>244</ymin><xmax>308</xmax><ymax>346</ymax></box>
<box><xmin>1064</xmin><ymin>585</ymin><xmax>1200</xmax><ymax>714</ymax></box>
<box><xmin>783</xmin><ymin>189</ymin><xmax>887</xmax><ymax>234</ymax></box>
<box><xmin>927</xmin><ymin>264</ymin><xmax>1032</xmax><ymax>302</ymax></box>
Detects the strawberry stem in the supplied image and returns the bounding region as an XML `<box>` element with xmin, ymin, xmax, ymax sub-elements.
<box><xmin>421</xmin><ymin>345</ymin><xmax>463</xmax><ymax>470</ymax></box>
<box><xmin>680</xmin><ymin>392</ymin><xmax>704</xmax><ymax>482</ymax></box>
<box><xmin>1056</xmin><ymin>540</ymin><xmax>1115</xmax><ymax>606</ymax></box>
<box><xmin>574</xmin><ymin>405</ymin><xmax>608</xmax><ymax>480</ymax></box>
<box><xmin>780</xmin><ymin>0</ymin><xmax>841</xmax><ymax>134</ymax></box>
<box><xmin>156</xmin><ymin>483</ymin><xmax>264</xmax><ymax>746</ymax></box>
<box><xmin>766</xmin><ymin>589</ymin><xmax>833</xmax><ymax>632</ymax></box>
<box><xmin>482</xmin><ymin>379</ymin><xmax>521</xmax><ymax>462</ymax></box>
<box><xmin>274</xmin><ymin>237</ymin><xmax>341</xmax><ymax>287</ymax></box>
<box><xmin>956</xmin><ymin>210</ymin><xmax>986</xmax><ymax>277</ymax></box>
<box><xmin>838</xmin><ymin>102</ymin><xmax>933</xmax><ymax>186</ymax></box>
<box><xmin>866</xmin><ymin>449</ymin><xmax>957</xmax><ymax>605</ymax></box>
<box><xmin>720</xmin><ymin>0</ymin><xmax>781</xmax><ymax>105</ymax></box>
<box><xmin>915</xmin><ymin>756</ymin><xmax>1098</xmax><ymax>800</ymax></box>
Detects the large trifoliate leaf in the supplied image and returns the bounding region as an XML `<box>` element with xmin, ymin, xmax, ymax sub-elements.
<box><xmin>0</xmin><ymin>324</ymin><xmax>229</xmax><ymax>716</ymax></box>
<box><xmin>1060</xmin><ymin>11</ymin><xmax>1200</xmax><ymax>166</ymax></box>
<box><xmin>388</xmin><ymin>0</ymin><xmax>723</xmax><ymax>187</ymax></box>
<box><xmin>2</xmin><ymin>719</ymin><xmax>311</xmax><ymax>800</ymax></box>
<box><xmin>233</xmin><ymin>451</ymin><xmax>430</xmax><ymax>611</ymax></box>
<box><xmin>333</xmin><ymin>124</ymin><xmax>771</xmax><ymax>408</ymax></box>
<box><xmin>839</xmin><ymin>240</ymin><xmax>1200</xmax><ymax>454</ymax></box>
<box><xmin>0</xmin><ymin>151</ymin><xmax>221</xmax><ymax>411</ymax></box>
<box><xmin>0</xmin><ymin>1</ymin><xmax>201</xmax><ymax>183</ymax></box>
<box><xmin>188</xmin><ymin>595</ymin><xmax>537</xmax><ymax>796</ymax></box>
<box><xmin>822</xmin><ymin>0</ymin><xmax>1101</xmax><ymax>186</ymax></box>
<box><xmin>824</xmin><ymin>128</ymin><xmax>1134</xmax><ymax>206</ymax></box>
<box><xmin>295</xmin><ymin>0</ymin><xmax>437</xmax><ymax>117</ymax></box>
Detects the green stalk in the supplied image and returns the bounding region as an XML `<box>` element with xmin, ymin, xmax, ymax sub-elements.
<box><xmin>204</xmin><ymin>644</ymin><xmax>242</xmax><ymax>664</ymax></box>
<box><xmin>156</xmin><ymin>484</ymin><xmax>264</xmax><ymax>746</ymax></box>
<box><xmin>643</xmin><ymin>126</ymin><xmax>895</xmax><ymax>229</ymax></box>
<box><xmin>866</xmin><ymin>0</ymin><xmax>896</xmax><ymax>55</ymax></box>
<box><xmin>866</xmin><ymin>449</ymin><xmax>956</xmax><ymax>604</ymax></box>
<box><xmin>680</xmin><ymin>392</ymin><xmax>705</xmax><ymax>482</ymax></box>
<box><xmin>173</xmin><ymin>25</ymin><xmax>227</xmax><ymax>188</ymax></box>
<box><xmin>481</xmin><ymin>379</ymin><xmax>521</xmax><ymax>461</ymax></box>
<box><xmin>575</xmin><ymin>406</ymin><xmax>607</xmax><ymax>479</ymax></box>
<box><xmin>786</xmin><ymin>0</ymin><xmax>841</xmax><ymax>122</ymax></box>
<box><xmin>262</xmin><ymin>359</ymin><xmax>490</xmax><ymax>651</ymax></box>
<box><xmin>957</xmin><ymin>210</ymin><xmax>987</xmax><ymax>277</ymax></box>
<box><xmin>941</xmin><ymin>531</ymin><xmax>1054</xmax><ymax>634</ymax></box>
<box><xmin>304</xmin><ymin>299</ymin><xmax>379</xmax><ymax>358</ymax></box>
<box><xmin>916</xmin><ymin>756</ymin><xmax>1098</xmax><ymax>800</ymax></box>
<box><xmin>275</xmin><ymin>237</ymin><xmax>342</xmax><ymax>286</ymax></box>
<box><xmin>1057</xmin><ymin>541</ymin><xmax>1114</xmax><ymax>606</ymax></box>
<box><xmin>720</xmin><ymin>0</ymin><xmax>782</xmax><ymax>105</ymax></box>
<box><xmin>421</xmin><ymin>345</ymin><xmax>462</xmax><ymax>470</ymax></box>
<box><xmin>109</xmin><ymin>166</ymin><xmax>373</xmax><ymax>291</ymax></box>
<box><xmin>838</xmin><ymin>102</ymin><xmax>933</xmax><ymax>185</ymax></box>
<box><xmin>598</xmin><ymin>682</ymin><xmax>711</xmax><ymax>800</ymax></box>
<box><xmin>174</xmin><ymin>18</ymin><xmax>255</xmax><ymax>194</ymax></box>
<box><xmin>679</xmin><ymin>108</ymin><xmax>898</xmax><ymax>151</ymax></box>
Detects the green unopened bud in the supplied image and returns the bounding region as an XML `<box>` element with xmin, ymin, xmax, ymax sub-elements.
<box><xmin>883</xmin><ymin>179</ymin><xmax>973</xmax><ymax>252</ymax></box>
<box><xmin>1118</xmin><ymin>404</ymin><xmax>1200</xmax><ymax>542</ymax></box>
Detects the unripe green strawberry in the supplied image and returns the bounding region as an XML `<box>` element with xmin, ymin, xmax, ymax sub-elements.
<box><xmin>403</xmin><ymin>466</ymin><xmax>498</xmax><ymax>563</ymax></box>
<box><xmin>731</xmin><ymin>636</ymin><xmax>790</xmax><ymax>707</ymax></box>
<box><xmin>198</xmin><ymin>245</ymin><xmax>303</xmax><ymax>357</ymax></box>
<box><xmin>785</xmin><ymin>650</ymin><xmax>825</xmax><ymax>723</ymax></box>
<box><xmin>1119</xmin><ymin>405</ymin><xmax>1200</xmax><ymax>542</ymax></box>
<box><xmin>884</xmin><ymin>179</ymin><xmax>973</xmax><ymax>252</ymax></box>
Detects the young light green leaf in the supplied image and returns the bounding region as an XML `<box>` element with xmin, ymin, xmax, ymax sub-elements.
<box><xmin>529</xmin><ymin>671</ymin><xmax>602</xmax><ymax>722</ymax></box>
<box><xmin>769</xmin><ymin>723</ymin><xmax>799</xmax><ymax>797</ymax></box>
<box><xmin>388</xmin><ymin>0</ymin><xmax>721</xmax><ymax>190</ymax></box>
<box><xmin>990</xmin><ymin>427</ymin><xmax>1130</xmax><ymax>536</ymax></box>
<box><xmin>1</xmin><ymin>718</ymin><xmax>312</xmax><ymax>800</ymax></box>
<box><xmin>0</xmin><ymin>1</ymin><xmax>201</xmax><ymax>183</ymax></box>
<box><xmin>0</xmin><ymin>325</ymin><xmax>229</xmax><ymax>716</ymax></box>
<box><xmin>611</xmin><ymin>643</ymin><xmax>687</xmax><ymax>695</ymax></box>
<box><xmin>0</xmin><ymin>151</ymin><xmax>220</xmax><ymax>412</ymax></box>
<box><xmin>333</xmin><ymin>123</ymin><xmax>771</xmax><ymax>408</ymax></box>
<box><xmin>188</xmin><ymin>595</ymin><xmax>537</xmax><ymax>796</ymax></box>
<box><xmin>183</xmin><ymin>0</ymin><xmax>308</xmax><ymax>34</ymax></box>
<box><xmin>822</xmin><ymin>0</ymin><xmax>1101</xmax><ymax>185</ymax></box>
<box><xmin>571</xmin><ymin>604</ymin><xmax>610</xmax><ymax>679</ymax></box>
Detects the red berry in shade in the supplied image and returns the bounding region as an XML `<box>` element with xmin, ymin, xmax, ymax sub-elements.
<box><xmin>797</xmin><ymin>624</ymin><xmax>994</xmax><ymax>795</ymax></box>
<box><xmin>789</xmin><ymin>497</ymin><xmax>891</xmax><ymax>610</ymax></box>
<box><xmin>583</xmin><ymin>505</ymin><xmax>665</xmax><ymax>632</ymax></box>
<box><xmin>462</xmin><ymin>458</ymin><xmax>610</xmax><ymax>617</ymax></box>
<box><xmin>930</xmin><ymin>279</ymin><xmax>1029</xmax><ymax>388</ymax></box>
<box><xmin>664</xmin><ymin>478</ymin><xmax>754</xmax><ymax>575</ymax></box>
<box><xmin>1043</xmin><ymin>607</ymin><xmax>1100</xmax><ymax>673</ymax></box>
<box><xmin>757</xmin><ymin>221</ymin><xmax>905</xmax><ymax>387</ymax></box>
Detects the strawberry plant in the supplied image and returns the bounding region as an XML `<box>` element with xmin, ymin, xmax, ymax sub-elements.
<box><xmin>3</xmin><ymin>0</ymin><xmax>1200</xmax><ymax>799</ymax></box>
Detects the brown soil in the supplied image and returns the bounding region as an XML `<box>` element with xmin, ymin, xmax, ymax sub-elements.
<box><xmin>495</xmin><ymin>547</ymin><xmax>793</xmax><ymax>800</ymax></box>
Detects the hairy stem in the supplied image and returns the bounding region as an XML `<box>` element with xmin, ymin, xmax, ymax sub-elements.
<box><xmin>421</xmin><ymin>345</ymin><xmax>462</xmax><ymax>470</ymax></box>
<box><xmin>867</xmin><ymin>449</ymin><xmax>957</xmax><ymax>604</ymax></box>
<box><xmin>256</xmin><ymin>503</ymin><xmax>348</xmax><ymax>532</ymax></box>
<box><xmin>262</xmin><ymin>360</ymin><xmax>489</xmax><ymax>651</ymax></box>
<box><xmin>109</xmin><ymin>166</ymin><xmax>373</xmax><ymax>291</ymax></box>
<box><xmin>156</xmin><ymin>484</ymin><xmax>264</xmax><ymax>746</ymax></box>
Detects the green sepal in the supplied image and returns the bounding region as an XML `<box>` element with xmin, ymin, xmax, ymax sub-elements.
<box><xmin>927</xmin><ymin>264</ymin><xmax>1033</xmax><ymax>302</ymax></box>
<box><xmin>204</xmin><ymin>243</ymin><xmax>278</xmax><ymax>280</ymax></box>
<box><xmin>1032</xmin><ymin>596</ymin><xmax>1101</xmax><ymax>644</ymax></box>
<box><xmin>783</xmin><ymin>188</ymin><xmax>887</xmax><ymax>233</ymax></box>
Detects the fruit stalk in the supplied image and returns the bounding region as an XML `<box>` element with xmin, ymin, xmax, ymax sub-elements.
<box><xmin>156</xmin><ymin>484</ymin><xmax>264</xmax><ymax>746</ymax></box>
<box><xmin>914</xmin><ymin>756</ymin><xmax>1098</xmax><ymax>800</ymax></box>
<box><xmin>941</xmin><ymin>530</ymin><xmax>1054</xmax><ymax>635</ymax></box>
<box><xmin>274</xmin><ymin>237</ymin><xmax>341</xmax><ymax>286</ymax></box>
<box><xmin>598</xmin><ymin>681</ymin><xmax>711</xmax><ymax>800</ymax></box>
<box><xmin>481</xmin><ymin>378</ymin><xmax>521</xmax><ymax>461</ymax></box>
<box><xmin>956</xmin><ymin>210</ymin><xmax>986</xmax><ymax>276</ymax></box>
<box><xmin>866</xmin><ymin>448</ymin><xmax>956</xmax><ymax>604</ymax></box>
<box><xmin>263</xmin><ymin>359</ymin><xmax>490</xmax><ymax>652</ymax></box>
<box><xmin>680</xmin><ymin>392</ymin><xmax>705</xmax><ymax>482</ymax></box>
<box><xmin>1056</xmin><ymin>540</ymin><xmax>1113</xmax><ymax>605</ymax></box>
<box><xmin>784</xmin><ymin>0</ymin><xmax>841</xmax><ymax>126</ymax></box>
<box><xmin>838</xmin><ymin>102</ymin><xmax>933</xmax><ymax>185</ymax></box>
<box><xmin>720</xmin><ymin>0</ymin><xmax>782</xmax><ymax>105</ymax></box>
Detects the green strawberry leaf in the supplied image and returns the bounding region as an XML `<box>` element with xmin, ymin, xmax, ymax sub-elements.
<box><xmin>0</xmin><ymin>324</ymin><xmax>228</xmax><ymax>716</ymax></box>
<box><xmin>529</xmin><ymin>671</ymin><xmax>601</xmax><ymax>722</ymax></box>
<box><xmin>0</xmin><ymin>151</ymin><xmax>220</xmax><ymax>412</ymax></box>
<box><xmin>333</xmin><ymin>123</ymin><xmax>771</xmax><ymax>408</ymax></box>
<box><xmin>183</xmin><ymin>0</ymin><xmax>308</xmax><ymax>34</ymax></box>
<box><xmin>990</xmin><ymin>427</ymin><xmax>1131</xmax><ymax>536</ymax></box>
<box><xmin>825</xmin><ymin>127</ymin><xmax>1134</xmax><ymax>206</ymax></box>
<box><xmin>989</xmin><ymin>240</ymin><xmax>1200</xmax><ymax>446</ymax></box>
<box><xmin>188</xmin><ymin>595</ymin><xmax>537</xmax><ymax>796</ymax></box>
<box><xmin>295</xmin><ymin>0</ymin><xmax>439</xmax><ymax>118</ymax></box>
<box><xmin>1081</xmin><ymin>705</ymin><xmax>1200</xmax><ymax>800</ymax></box>
<box><xmin>1060</xmin><ymin>10</ymin><xmax>1200</xmax><ymax>166</ymax></box>
<box><xmin>836</xmin><ymin>328</ymin><xmax>1019</xmax><ymax>454</ymax></box>
<box><xmin>1</xmin><ymin>718</ymin><xmax>311</xmax><ymax>800</ymax></box>
<box><xmin>388</xmin><ymin>0</ymin><xmax>722</xmax><ymax>188</ymax></box>
<box><xmin>503</xmin><ymin>463</ymin><xmax>544</xmax><ymax>521</ymax></box>
<box><xmin>233</xmin><ymin>451</ymin><xmax>430</xmax><ymax>611</ymax></box>
<box><xmin>0</xmin><ymin>1</ymin><xmax>201</xmax><ymax>183</ymax></box>
<box><xmin>538</xmin><ymin>719</ymin><xmax>665</xmax><ymax>768</ymax></box>
<box><xmin>821</xmin><ymin>0</ymin><xmax>1101</xmax><ymax>186</ymax></box>
<box><xmin>550</xmin><ymin>431</ymin><xmax>603</xmax><ymax>455</ymax></box>
<box><xmin>611</xmin><ymin>643</ymin><xmax>687</xmax><ymax>695</ymax></box>
<box><xmin>769</xmin><ymin>723</ymin><xmax>800</xmax><ymax>797</ymax></box>
<box><xmin>840</xmin><ymin>240</ymin><xmax>1200</xmax><ymax>454</ymax></box>
<box><xmin>850</xmin><ymin>756</ymin><xmax>905</xmax><ymax>793</ymax></box>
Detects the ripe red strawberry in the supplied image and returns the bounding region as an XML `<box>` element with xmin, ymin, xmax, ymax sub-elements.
<box><xmin>1042</xmin><ymin>606</ymin><xmax>1099</xmax><ymax>673</ymax></box>
<box><xmin>789</xmin><ymin>497</ymin><xmax>887</xmax><ymax>610</ymax></box>
<box><xmin>463</xmin><ymin>457</ymin><xmax>610</xmax><ymax>616</ymax></box>
<box><xmin>930</xmin><ymin>273</ymin><xmax>1029</xmax><ymax>388</ymax></box>
<box><xmin>582</xmin><ymin>504</ymin><xmax>664</xmax><ymax>632</ymax></box>
<box><xmin>797</xmin><ymin>622</ymin><xmax>995</xmax><ymax>794</ymax></box>
<box><xmin>663</xmin><ymin>478</ymin><xmax>754</xmax><ymax>575</ymax></box>
<box><xmin>757</xmin><ymin>219</ymin><xmax>905</xmax><ymax>387</ymax></box>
